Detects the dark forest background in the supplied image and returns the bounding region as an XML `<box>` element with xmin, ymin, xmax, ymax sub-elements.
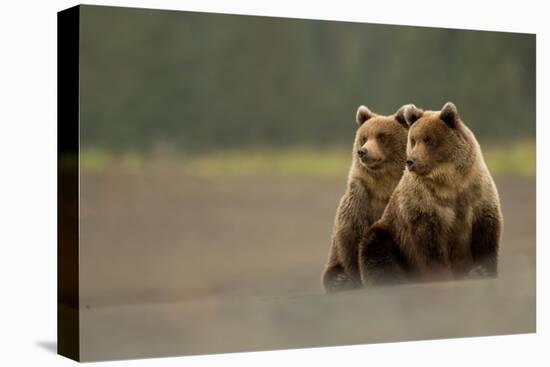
<box><xmin>79</xmin><ymin>5</ymin><xmax>535</xmax><ymax>155</ymax></box>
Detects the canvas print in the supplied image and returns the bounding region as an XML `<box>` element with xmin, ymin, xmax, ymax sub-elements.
<box><xmin>58</xmin><ymin>5</ymin><xmax>536</xmax><ymax>362</ymax></box>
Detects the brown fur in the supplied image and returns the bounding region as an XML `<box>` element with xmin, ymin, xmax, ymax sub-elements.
<box><xmin>358</xmin><ymin>102</ymin><xmax>503</xmax><ymax>285</ymax></box>
<box><xmin>321</xmin><ymin>105</ymin><xmax>409</xmax><ymax>292</ymax></box>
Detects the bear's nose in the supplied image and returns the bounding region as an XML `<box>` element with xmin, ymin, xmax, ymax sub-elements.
<box><xmin>357</xmin><ymin>147</ymin><xmax>368</xmax><ymax>158</ymax></box>
<box><xmin>406</xmin><ymin>158</ymin><xmax>416</xmax><ymax>167</ymax></box>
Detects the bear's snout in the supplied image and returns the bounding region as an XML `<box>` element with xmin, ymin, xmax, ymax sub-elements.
<box><xmin>406</xmin><ymin>157</ymin><xmax>416</xmax><ymax>168</ymax></box>
<box><xmin>357</xmin><ymin>147</ymin><xmax>368</xmax><ymax>159</ymax></box>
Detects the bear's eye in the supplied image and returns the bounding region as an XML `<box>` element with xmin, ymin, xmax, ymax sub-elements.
<box><xmin>424</xmin><ymin>137</ymin><xmax>434</xmax><ymax>146</ymax></box>
<box><xmin>410</xmin><ymin>138</ymin><xmax>416</xmax><ymax>147</ymax></box>
<box><xmin>377</xmin><ymin>133</ymin><xmax>386</xmax><ymax>143</ymax></box>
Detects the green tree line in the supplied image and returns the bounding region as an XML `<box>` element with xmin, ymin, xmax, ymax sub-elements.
<box><xmin>78</xmin><ymin>5</ymin><xmax>535</xmax><ymax>154</ymax></box>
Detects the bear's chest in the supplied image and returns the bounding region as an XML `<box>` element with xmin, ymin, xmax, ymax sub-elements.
<box><xmin>443</xmin><ymin>200</ymin><xmax>475</xmax><ymax>272</ymax></box>
<box><xmin>369</xmin><ymin>194</ymin><xmax>390</xmax><ymax>221</ymax></box>
<box><xmin>401</xmin><ymin>190</ymin><xmax>474</xmax><ymax>273</ymax></box>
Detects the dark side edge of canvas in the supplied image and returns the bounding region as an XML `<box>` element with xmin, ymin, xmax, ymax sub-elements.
<box><xmin>58</xmin><ymin>5</ymin><xmax>80</xmax><ymax>362</ymax></box>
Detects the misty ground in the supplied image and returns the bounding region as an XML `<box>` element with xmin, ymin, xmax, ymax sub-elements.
<box><xmin>77</xmin><ymin>171</ymin><xmax>535</xmax><ymax>361</ymax></box>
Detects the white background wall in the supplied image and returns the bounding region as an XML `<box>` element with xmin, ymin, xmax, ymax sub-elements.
<box><xmin>0</xmin><ymin>0</ymin><xmax>546</xmax><ymax>366</ymax></box>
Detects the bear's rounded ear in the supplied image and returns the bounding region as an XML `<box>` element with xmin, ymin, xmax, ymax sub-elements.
<box><xmin>395</xmin><ymin>104</ymin><xmax>415</xmax><ymax>129</ymax></box>
<box><xmin>356</xmin><ymin>105</ymin><xmax>375</xmax><ymax>126</ymax></box>
<box><xmin>440</xmin><ymin>102</ymin><xmax>459</xmax><ymax>128</ymax></box>
<box><xmin>404</xmin><ymin>104</ymin><xmax>423</xmax><ymax>127</ymax></box>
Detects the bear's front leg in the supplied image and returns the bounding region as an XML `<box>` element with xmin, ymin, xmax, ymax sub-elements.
<box><xmin>322</xmin><ymin>263</ymin><xmax>361</xmax><ymax>293</ymax></box>
<box><xmin>358</xmin><ymin>225</ymin><xmax>407</xmax><ymax>286</ymax></box>
<box><xmin>470</xmin><ymin>206</ymin><xmax>502</xmax><ymax>277</ymax></box>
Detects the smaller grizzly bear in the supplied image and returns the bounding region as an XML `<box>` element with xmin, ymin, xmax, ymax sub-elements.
<box><xmin>358</xmin><ymin>102</ymin><xmax>503</xmax><ymax>285</ymax></box>
<box><xmin>322</xmin><ymin>104</ymin><xmax>409</xmax><ymax>292</ymax></box>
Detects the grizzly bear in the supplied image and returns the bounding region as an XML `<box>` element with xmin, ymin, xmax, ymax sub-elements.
<box><xmin>358</xmin><ymin>102</ymin><xmax>503</xmax><ymax>285</ymax></box>
<box><xmin>321</xmin><ymin>104</ymin><xmax>410</xmax><ymax>292</ymax></box>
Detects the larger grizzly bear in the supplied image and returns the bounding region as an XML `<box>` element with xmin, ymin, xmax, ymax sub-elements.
<box><xmin>358</xmin><ymin>102</ymin><xmax>503</xmax><ymax>285</ymax></box>
<box><xmin>322</xmin><ymin>104</ymin><xmax>409</xmax><ymax>292</ymax></box>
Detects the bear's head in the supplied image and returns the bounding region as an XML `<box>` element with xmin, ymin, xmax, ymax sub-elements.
<box><xmin>353</xmin><ymin>105</ymin><xmax>410</xmax><ymax>174</ymax></box>
<box><xmin>403</xmin><ymin>102</ymin><xmax>476</xmax><ymax>179</ymax></box>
